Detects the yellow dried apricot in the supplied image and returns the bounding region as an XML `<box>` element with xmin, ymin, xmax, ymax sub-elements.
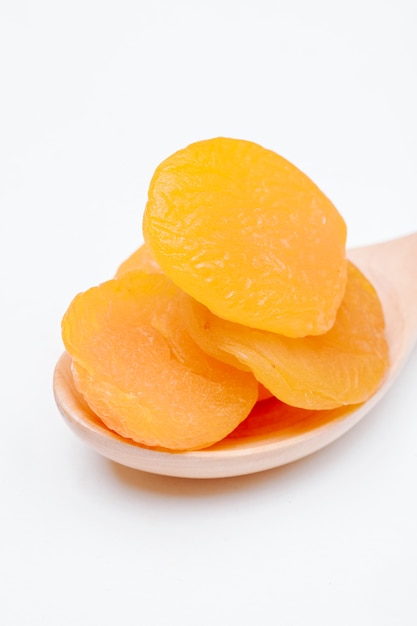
<box><xmin>143</xmin><ymin>137</ymin><xmax>347</xmax><ymax>337</ymax></box>
<box><xmin>62</xmin><ymin>271</ymin><xmax>258</xmax><ymax>450</ymax></box>
<box><xmin>184</xmin><ymin>262</ymin><xmax>389</xmax><ymax>410</ymax></box>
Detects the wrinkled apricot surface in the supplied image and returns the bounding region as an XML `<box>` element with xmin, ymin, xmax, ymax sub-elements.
<box><xmin>114</xmin><ymin>243</ymin><xmax>273</xmax><ymax>403</ymax></box>
<box><xmin>184</xmin><ymin>262</ymin><xmax>389</xmax><ymax>410</ymax></box>
<box><xmin>143</xmin><ymin>137</ymin><xmax>347</xmax><ymax>337</ymax></box>
<box><xmin>62</xmin><ymin>271</ymin><xmax>258</xmax><ymax>450</ymax></box>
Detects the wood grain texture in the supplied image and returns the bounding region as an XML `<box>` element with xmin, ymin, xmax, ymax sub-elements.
<box><xmin>53</xmin><ymin>232</ymin><xmax>417</xmax><ymax>478</ymax></box>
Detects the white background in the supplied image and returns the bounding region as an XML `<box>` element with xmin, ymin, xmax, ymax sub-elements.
<box><xmin>1</xmin><ymin>2</ymin><xmax>416</xmax><ymax>625</ymax></box>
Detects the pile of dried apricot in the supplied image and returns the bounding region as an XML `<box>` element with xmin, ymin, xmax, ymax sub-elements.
<box><xmin>62</xmin><ymin>137</ymin><xmax>389</xmax><ymax>450</ymax></box>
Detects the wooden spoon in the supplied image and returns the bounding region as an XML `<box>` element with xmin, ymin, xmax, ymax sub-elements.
<box><xmin>53</xmin><ymin>232</ymin><xmax>417</xmax><ymax>479</ymax></box>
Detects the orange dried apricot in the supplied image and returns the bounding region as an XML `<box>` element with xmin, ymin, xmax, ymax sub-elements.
<box><xmin>184</xmin><ymin>262</ymin><xmax>389</xmax><ymax>410</ymax></box>
<box><xmin>225</xmin><ymin>395</ymin><xmax>361</xmax><ymax>442</ymax></box>
<box><xmin>115</xmin><ymin>243</ymin><xmax>161</xmax><ymax>277</ymax></box>
<box><xmin>114</xmin><ymin>243</ymin><xmax>272</xmax><ymax>403</ymax></box>
<box><xmin>62</xmin><ymin>271</ymin><xmax>258</xmax><ymax>450</ymax></box>
<box><xmin>143</xmin><ymin>137</ymin><xmax>347</xmax><ymax>337</ymax></box>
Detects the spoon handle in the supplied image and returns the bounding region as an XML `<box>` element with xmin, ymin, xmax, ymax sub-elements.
<box><xmin>348</xmin><ymin>232</ymin><xmax>417</xmax><ymax>370</ymax></box>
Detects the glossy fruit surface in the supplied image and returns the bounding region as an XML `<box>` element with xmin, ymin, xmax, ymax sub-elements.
<box><xmin>143</xmin><ymin>137</ymin><xmax>347</xmax><ymax>337</ymax></box>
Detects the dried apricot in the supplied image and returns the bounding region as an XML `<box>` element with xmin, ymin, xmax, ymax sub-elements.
<box><xmin>114</xmin><ymin>243</ymin><xmax>272</xmax><ymax>403</ymax></box>
<box><xmin>115</xmin><ymin>243</ymin><xmax>161</xmax><ymax>277</ymax></box>
<box><xmin>62</xmin><ymin>271</ymin><xmax>258</xmax><ymax>450</ymax></box>
<box><xmin>184</xmin><ymin>262</ymin><xmax>389</xmax><ymax>410</ymax></box>
<box><xmin>143</xmin><ymin>137</ymin><xmax>347</xmax><ymax>337</ymax></box>
<box><xmin>225</xmin><ymin>395</ymin><xmax>361</xmax><ymax>442</ymax></box>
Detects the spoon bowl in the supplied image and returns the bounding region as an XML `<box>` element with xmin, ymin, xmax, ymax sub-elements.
<box><xmin>53</xmin><ymin>232</ymin><xmax>417</xmax><ymax>478</ymax></box>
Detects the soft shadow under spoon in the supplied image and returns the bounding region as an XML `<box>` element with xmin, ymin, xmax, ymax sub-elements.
<box><xmin>53</xmin><ymin>232</ymin><xmax>417</xmax><ymax>479</ymax></box>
